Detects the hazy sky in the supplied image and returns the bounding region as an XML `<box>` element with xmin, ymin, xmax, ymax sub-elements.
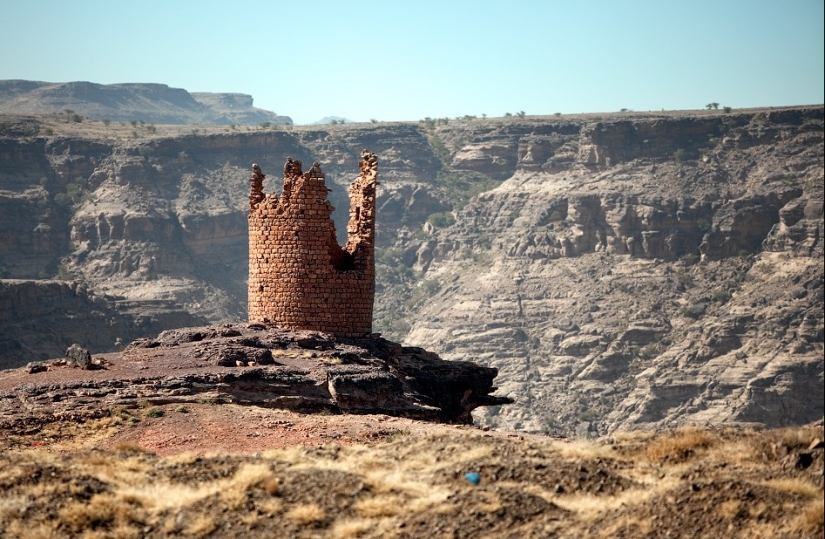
<box><xmin>1</xmin><ymin>0</ymin><xmax>823</xmax><ymax>124</ymax></box>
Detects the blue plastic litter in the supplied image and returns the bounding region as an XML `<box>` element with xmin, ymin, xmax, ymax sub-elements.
<box><xmin>464</xmin><ymin>472</ymin><xmax>481</xmax><ymax>486</ymax></box>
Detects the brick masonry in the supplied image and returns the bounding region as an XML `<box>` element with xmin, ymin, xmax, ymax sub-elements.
<box><xmin>248</xmin><ymin>151</ymin><xmax>378</xmax><ymax>337</ymax></box>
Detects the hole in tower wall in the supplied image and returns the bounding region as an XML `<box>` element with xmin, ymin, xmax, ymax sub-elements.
<box><xmin>330</xmin><ymin>248</ymin><xmax>355</xmax><ymax>272</ymax></box>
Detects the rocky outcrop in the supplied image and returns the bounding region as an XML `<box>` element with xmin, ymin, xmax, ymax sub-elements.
<box><xmin>0</xmin><ymin>324</ymin><xmax>511</xmax><ymax>427</ymax></box>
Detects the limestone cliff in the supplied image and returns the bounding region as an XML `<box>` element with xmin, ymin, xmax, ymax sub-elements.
<box><xmin>402</xmin><ymin>107</ymin><xmax>824</xmax><ymax>435</ymax></box>
<box><xmin>0</xmin><ymin>107</ymin><xmax>821</xmax><ymax>435</ymax></box>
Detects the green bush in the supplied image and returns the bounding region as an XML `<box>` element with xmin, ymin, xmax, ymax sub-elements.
<box><xmin>144</xmin><ymin>406</ymin><xmax>164</xmax><ymax>418</ymax></box>
<box><xmin>53</xmin><ymin>192</ymin><xmax>71</xmax><ymax>207</ymax></box>
<box><xmin>420</xmin><ymin>117</ymin><xmax>436</xmax><ymax>130</ymax></box>
<box><xmin>426</xmin><ymin>212</ymin><xmax>456</xmax><ymax>228</ymax></box>
<box><xmin>427</xmin><ymin>134</ymin><xmax>451</xmax><ymax>164</ymax></box>
<box><xmin>475</xmin><ymin>234</ymin><xmax>492</xmax><ymax>249</ymax></box>
<box><xmin>712</xmin><ymin>290</ymin><xmax>731</xmax><ymax>303</ymax></box>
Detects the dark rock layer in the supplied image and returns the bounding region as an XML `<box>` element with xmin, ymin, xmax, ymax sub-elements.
<box><xmin>0</xmin><ymin>324</ymin><xmax>511</xmax><ymax>429</ymax></box>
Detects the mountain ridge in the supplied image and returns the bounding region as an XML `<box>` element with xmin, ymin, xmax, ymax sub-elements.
<box><xmin>0</xmin><ymin>80</ymin><xmax>292</xmax><ymax>125</ymax></box>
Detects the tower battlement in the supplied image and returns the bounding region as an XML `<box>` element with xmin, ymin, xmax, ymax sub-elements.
<box><xmin>247</xmin><ymin>151</ymin><xmax>378</xmax><ymax>337</ymax></box>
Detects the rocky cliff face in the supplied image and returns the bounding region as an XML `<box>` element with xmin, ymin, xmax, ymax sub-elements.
<box><xmin>0</xmin><ymin>107</ymin><xmax>821</xmax><ymax>435</ymax></box>
<box><xmin>403</xmin><ymin>107</ymin><xmax>824</xmax><ymax>435</ymax></box>
<box><xmin>0</xmin><ymin>279</ymin><xmax>202</xmax><ymax>369</ymax></box>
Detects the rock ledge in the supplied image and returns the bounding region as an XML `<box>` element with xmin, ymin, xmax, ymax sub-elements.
<box><xmin>0</xmin><ymin>324</ymin><xmax>511</xmax><ymax>429</ymax></box>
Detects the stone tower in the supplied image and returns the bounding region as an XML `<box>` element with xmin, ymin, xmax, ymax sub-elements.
<box><xmin>247</xmin><ymin>150</ymin><xmax>378</xmax><ymax>337</ymax></box>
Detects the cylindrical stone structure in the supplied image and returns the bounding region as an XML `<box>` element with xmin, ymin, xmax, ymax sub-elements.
<box><xmin>247</xmin><ymin>151</ymin><xmax>378</xmax><ymax>337</ymax></box>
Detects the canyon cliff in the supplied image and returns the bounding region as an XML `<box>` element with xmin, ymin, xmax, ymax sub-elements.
<box><xmin>0</xmin><ymin>106</ymin><xmax>822</xmax><ymax>435</ymax></box>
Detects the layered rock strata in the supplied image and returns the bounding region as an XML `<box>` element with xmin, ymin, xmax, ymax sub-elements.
<box><xmin>0</xmin><ymin>324</ymin><xmax>511</xmax><ymax>428</ymax></box>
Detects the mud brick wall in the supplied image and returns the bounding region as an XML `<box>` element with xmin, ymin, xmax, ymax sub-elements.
<box><xmin>247</xmin><ymin>151</ymin><xmax>378</xmax><ymax>337</ymax></box>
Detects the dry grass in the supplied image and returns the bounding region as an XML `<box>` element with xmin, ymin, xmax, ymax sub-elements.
<box><xmin>718</xmin><ymin>499</ymin><xmax>743</xmax><ymax>519</ymax></box>
<box><xmin>352</xmin><ymin>494</ymin><xmax>405</xmax><ymax>517</ymax></box>
<box><xmin>329</xmin><ymin>518</ymin><xmax>374</xmax><ymax>539</ymax></box>
<box><xmin>285</xmin><ymin>503</ymin><xmax>326</xmax><ymax>525</ymax></box>
<box><xmin>765</xmin><ymin>477</ymin><xmax>821</xmax><ymax>499</ymax></box>
<box><xmin>257</xmin><ymin>497</ymin><xmax>284</xmax><ymax>516</ymax></box>
<box><xmin>642</xmin><ymin>426</ymin><xmax>717</xmax><ymax>462</ymax></box>
<box><xmin>0</xmin><ymin>426</ymin><xmax>821</xmax><ymax>538</ymax></box>
<box><xmin>57</xmin><ymin>493</ymin><xmax>145</xmax><ymax>533</ymax></box>
<box><xmin>219</xmin><ymin>462</ymin><xmax>271</xmax><ymax>510</ymax></box>
<box><xmin>796</xmin><ymin>499</ymin><xmax>825</xmax><ymax>534</ymax></box>
<box><xmin>474</xmin><ymin>490</ymin><xmax>504</xmax><ymax>514</ymax></box>
<box><xmin>2</xmin><ymin>521</ymin><xmax>61</xmax><ymax>539</ymax></box>
<box><xmin>185</xmin><ymin>515</ymin><xmax>217</xmax><ymax>537</ymax></box>
<box><xmin>554</xmin><ymin>438</ymin><xmax>618</xmax><ymax>461</ymax></box>
<box><xmin>550</xmin><ymin>482</ymin><xmax>677</xmax><ymax>521</ymax></box>
<box><xmin>109</xmin><ymin>441</ymin><xmax>152</xmax><ymax>454</ymax></box>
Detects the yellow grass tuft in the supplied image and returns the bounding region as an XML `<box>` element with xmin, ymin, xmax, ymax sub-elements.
<box><xmin>219</xmin><ymin>463</ymin><xmax>271</xmax><ymax>510</ymax></box>
<box><xmin>110</xmin><ymin>524</ymin><xmax>141</xmax><ymax>539</ymax></box>
<box><xmin>285</xmin><ymin>503</ymin><xmax>326</xmax><ymax>525</ymax></box>
<box><xmin>474</xmin><ymin>491</ymin><xmax>503</xmax><ymax>514</ymax></box>
<box><xmin>330</xmin><ymin>517</ymin><xmax>374</xmax><ymax>539</ymax></box>
<box><xmin>765</xmin><ymin>478</ymin><xmax>821</xmax><ymax>499</ymax></box>
<box><xmin>186</xmin><ymin>515</ymin><xmax>217</xmax><ymax>537</ymax></box>
<box><xmin>161</xmin><ymin>515</ymin><xmax>181</xmax><ymax>534</ymax></box>
<box><xmin>110</xmin><ymin>441</ymin><xmax>152</xmax><ymax>454</ymax></box>
<box><xmin>433</xmin><ymin>502</ymin><xmax>458</xmax><ymax>515</ymax></box>
<box><xmin>353</xmin><ymin>494</ymin><xmax>405</xmax><ymax>517</ymax></box>
<box><xmin>643</xmin><ymin>427</ymin><xmax>717</xmax><ymax>462</ymax></box>
<box><xmin>748</xmin><ymin>501</ymin><xmax>768</xmax><ymax>519</ymax></box>
<box><xmin>241</xmin><ymin>511</ymin><xmax>263</xmax><ymax>529</ymax></box>
<box><xmin>555</xmin><ymin>438</ymin><xmax>617</xmax><ymax>460</ymax></box>
<box><xmin>57</xmin><ymin>493</ymin><xmax>145</xmax><ymax>534</ymax></box>
<box><xmin>3</xmin><ymin>521</ymin><xmax>60</xmax><ymax>539</ymax></box>
<box><xmin>718</xmin><ymin>499</ymin><xmax>742</xmax><ymax>520</ymax></box>
<box><xmin>795</xmin><ymin>498</ymin><xmax>825</xmax><ymax>534</ymax></box>
<box><xmin>257</xmin><ymin>497</ymin><xmax>284</xmax><ymax>516</ymax></box>
<box><xmin>548</xmin><ymin>477</ymin><xmax>681</xmax><ymax>522</ymax></box>
<box><xmin>221</xmin><ymin>487</ymin><xmax>248</xmax><ymax>511</ymax></box>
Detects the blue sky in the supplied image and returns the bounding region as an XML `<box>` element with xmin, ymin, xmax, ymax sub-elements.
<box><xmin>1</xmin><ymin>0</ymin><xmax>823</xmax><ymax>124</ymax></box>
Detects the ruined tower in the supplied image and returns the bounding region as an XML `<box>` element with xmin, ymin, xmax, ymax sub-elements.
<box><xmin>247</xmin><ymin>150</ymin><xmax>378</xmax><ymax>337</ymax></box>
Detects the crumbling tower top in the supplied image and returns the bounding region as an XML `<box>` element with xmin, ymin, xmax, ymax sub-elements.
<box><xmin>247</xmin><ymin>151</ymin><xmax>378</xmax><ymax>337</ymax></box>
